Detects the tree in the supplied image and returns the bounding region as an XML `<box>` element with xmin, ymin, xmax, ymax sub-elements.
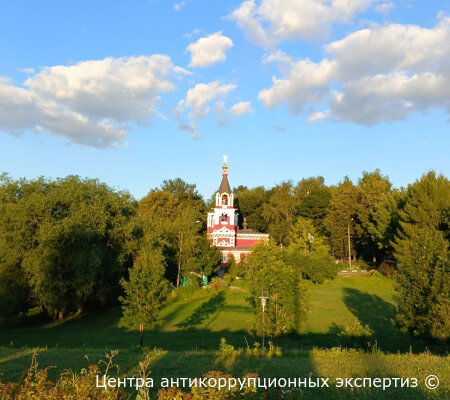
<box><xmin>394</xmin><ymin>227</ymin><xmax>449</xmax><ymax>340</ymax></box>
<box><xmin>287</xmin><ymin>217</ymin><xmax>338</xmax><ymax>284</ymax></box>
<box><xmin>297</xmin><ymin>186</ymin><xmax>332</xmax><ymax>235</ymax></box>
<box><xmin>0</xmin><ymin>175</ymin><xmax>137</xmax><ymax>320</ymax></box>
<box><xmin>324</xmin><ymin>177</ymin><xmax>360</xmax><ymax>259</ymax></box>
<box><xmin>160</xmin><ymin>178</ymin><xmax>205</xmax><ymax>213</ymax></box>
<box><xmin>246</xmin><ymin>243</ymin><xmax>308</xmax><ymax>339</ymax></box>
<box><xmin>171</xmin><ymin>207</ymin><xmax>202</xmax><ymax>287</ymax></box>
<box><xmin>138</xmin><ymin>180</ymin><xmax>206</xmax><ymax>286</ymax></box>
<box><xmin>119</xmin><ymin>245</ymin><xmax>171</xmax><ymax>346</ymax></box>
<box><xmin>288</xmin><ymin>217</ymin><xmax>328</xmax><ymax>254</ymax></box>
<box><xmin>194</xmin><ymin>234</ymin><xmax>221</xmax><ymax>277</ymax></box>
<box><xmin>393</xmin><ymin>172</ymin><xmax>449</xmax><ymax>340</ymax></box>
<box><xmin>262</xmin><ymin>182</ymin><xmax>297</xmax><ymax>246</ymax></box>
<box><xmin>294</xmin><ymin>176</ymin><xmax>326</xmax><ymax>201</ymax></box>
<box><xmin>235</xmin><ymin>186</ymin><xmax>268</xmax><ymax>232</ymax></box>
<box><xmin>368</xmin><ymin>189</ymin><xmax>407</xmax><ymax>261</ymax></box>
<box><xmin>355</xmin><ymin>170</ymin><xmax>391</xmax><ymax>262</ymax></box>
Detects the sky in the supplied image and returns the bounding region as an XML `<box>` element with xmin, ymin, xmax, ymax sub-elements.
<box><xmin>0</xmin><ymin>0</ymin><xmax>449</xmax><ymax>199</ymax></box>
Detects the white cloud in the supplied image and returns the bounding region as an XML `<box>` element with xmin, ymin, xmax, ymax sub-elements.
<box><xmin>375</xmin><ymin>2</ymin><xmax>394</xmax><ymax>15</ymax></box>
<box><xmin>229</xmin><ymin>101</ymin><xmax>253</xmax><ymax>116</ymax></box>
<box><xmin>173</xmin><ymin>1</ymin><xmax>186</xmax><ymax>11</ymax></box>
<box><xmin>214</xmin><ymin>100</ymin><xmax>230</xmax><ymax>126</ymax></box>
<box><xmin>173</xmin><ymin>66</ymin><xmax>193</xmax><ymax>75</ymax></box>
<box><xmin>230</xmin><ymin>0</ymin><xmax>381</xmax><ymax>46</ymax></box>
<box><xmin>19</xmin><ymin>67</ymin><xmax>35</xmax><ymax>74</ymax></box>
<box><xmin>0</xmin><ymin>78</ymin><xmax>41</xmax><ymax>134</ymax></box>
<box><xmin>307</xmin><ymin>111</ymin><xmax>327</xmax><ymax>123</ymax></box>
<box><xmin>0</xmin><ymin>55</ymin><xmax>176</xmax><ymax>148</ymax></box>
<box><xmin>258</xmin><ymin>18</ymin><xmax>450</xmax><ymax>125</ymax></box>
<box><xmin>187</xmin><ymin>32</ymin><xmax>234</xmax><ymax>68</ymax></box>
<box><xmin>185</xmin><ymin>81</ymin><xmax>236</xmax><ymax>118</ymax></box>
<box><xmin>26</xmin><ymin>55</ymin><xmax>174</xmax><ymax>123</ymax></box>
<box><xmin>259</xmin><ymin>58</ymin><xmax>336</xmax><ymax>112</ymax></box>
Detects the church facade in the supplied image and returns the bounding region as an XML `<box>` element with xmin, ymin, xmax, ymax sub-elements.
<box><xmin>207</xmin><ymin>157</ymin><xmax>269</xmax><ymax>266</ymax></box>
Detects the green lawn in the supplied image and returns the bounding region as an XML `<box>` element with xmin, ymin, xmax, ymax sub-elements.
<box><xmin>0</xmin><ymin>275</ymin><xmax>448</xmax><ymax>398</ymax></box>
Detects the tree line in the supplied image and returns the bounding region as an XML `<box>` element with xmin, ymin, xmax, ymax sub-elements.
<box><xmin>0</xmin><ymin>170</ymin><xmax>448</xmax><ymax>342</ymax></box>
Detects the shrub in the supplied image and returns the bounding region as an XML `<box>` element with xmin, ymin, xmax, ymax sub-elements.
<box><xmin>378</xmin><ymin>261</ymin><xmax>396</xmax><ymax>278</ymax></box>
<box><xmin>351</xmin><ymin>260</ymin><xmax>370</xmax><ymax>271</ymax></box>
<box><xmin>337</xmin><ymin>320</ymin><xmax>374</xmax><ymax>349</ymax></box>
<box><xmin>209</xmin><ymin>277</ymin><xmax>227</xmax><ymax>290</ymax></box>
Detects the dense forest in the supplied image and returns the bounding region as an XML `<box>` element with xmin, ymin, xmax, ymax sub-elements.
<box><xmin>0</xmin><ymin>170</ymin><xmax>448</xmax><ymax>340</ymax></box>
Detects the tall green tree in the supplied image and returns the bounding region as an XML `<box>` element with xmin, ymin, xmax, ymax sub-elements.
<box><xmin>195</xmin><ymin>234</ymin><xmax>221</xmax><ymax>277</ymax></box>
<box><xmin>246</xmin><ymin>243</ymin><xmax>308</xmax><ymax>339</ymax></box>
<box><xmin>288</xmin><ymin>217</ymin><xmax>328</xmax><ymax>254</ymax></box>
<box><xmin>294</xmin><ymin>176</ymin><xmax>326</xmax><ymax>201</ymax></box>
<box><xmin>324</xmin><ymin>177</ymin><xmax>360</xmax><ymax>259</ymax></box>
<box><xmin>171</xmin><ymin>207</ymin><xmax>202</xmax><ymax>287</ymax></box>
<box><xmin>0</xmin><ymin>175</ymin><xmax>137</xmax><ymax>320</ymax></box>
<box><xmin>119</xmin><ymin>244</ymin><xmax>171</xmax><ymax>346</ymax></box>
<box><xmin>262</xmin><ymin>182</ymin><xmax>297</xmax><ymax>246</ymax></box>
<box><xmin>235</xmin><ymin>186</ymin><xmax>268</xmax><ymax>232</ymax></box>
<box><xmin>394</xmin><ymin>227</ymin><xmax>449</xmax><ymax>340</ymax></box>
<box><xmin>355</xmin><ymin>170</ymin><xmax>392</xmax><ymax>262</ymax></box>
<box><xmin>368</xmin><ymin>189</ymin><xmax>407</xmax><ymax>261</ymax></box>
<box><xmin>393</xmin><ymin>172</ymin><xmax>449</xmax><ymax>340</ymax></box>
<box><xmin>287</xmin><ymin>217</ymin><xmax>338</xmax><ymax>284</ymax></box>
<box><xmin>297</xmin><ymin>186</ymin><xmax>332</xmax><ymax>235</ymax></box>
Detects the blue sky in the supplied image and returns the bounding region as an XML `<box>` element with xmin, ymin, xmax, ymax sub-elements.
<box><xmin>0</xmin><ymin>0</ymin><xmax>449</xmax><ymax>199</ymax></box>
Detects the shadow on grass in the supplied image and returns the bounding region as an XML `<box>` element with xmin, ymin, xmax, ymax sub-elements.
<box><xmin>342</xmin><ymin>288</ymin><xmax>428</xmax><ymax>352</ymax></box>
<box><xmin>176</xmin><ymin>291</ymin><xmax>226</xmax><ymax>329</ymax></box>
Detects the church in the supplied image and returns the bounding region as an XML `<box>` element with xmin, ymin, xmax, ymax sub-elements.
<box><xmin>207</xmin><ymin>156</ymin><xmax>269</xmax><ymax>268</ymax></box>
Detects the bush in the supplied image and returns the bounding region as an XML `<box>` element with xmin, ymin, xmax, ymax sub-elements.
<box><xmin>209</xmin><ymin>277</ymin><xmax>227</xmax><ymax>290</ymax></box>
<box><xmin>378</xmin><ymin>261</ymin><xmax>396</xmax><ymax>278</ymax></box>
<box><xmin>351</xmin><ymin>260</ymin><xmax>370</xmax><ymax>271</ymax></box>
<box><xmin>286</xmin><ymin>250</ymin><xmax>339</xmax><ymax>284</ymax></box>
<box><xmin>334</xmin><ymin>320</ymin><xmax>374</xmax><ymax>349</ymax></box>
<box><xmin>172</xmin><ymin>279</ymin><xmax>200</xmax><ymax>300</ymax></box>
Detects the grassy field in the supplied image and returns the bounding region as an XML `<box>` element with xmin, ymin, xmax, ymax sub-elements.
<box><xmin>0</xmin><ymin>275</ymin><xmax>448</xmax><ymax>398</ymax></box>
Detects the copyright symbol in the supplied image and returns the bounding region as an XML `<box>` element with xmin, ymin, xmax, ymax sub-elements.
<box><xmin>425</xmin><ymin>375</ymin><xmax>439</xmax><ymax>390</ymax></box>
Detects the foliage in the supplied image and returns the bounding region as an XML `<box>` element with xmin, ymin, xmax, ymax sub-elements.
<box><xmin>209</xmin><ymin>277</ymin><xmax>227</xmax><ymax>290</ymax></box>
<box><xmin>195</xmin><ymin>235</ymin><xmax>221</xmax><ymax>277</ymax></box>
<box><xmin>334</xmin><ymin>319</ymin><xmax>374</xmax><ymax>349</ymax></box>
<box><xmin>234</xmin><ymin>186</ymin><xmax>268</xmax><ymax>233</ymax></box>
<box><xmin>0</xmin><ymin>351</ymin><xmax>127</xmax><ymax>399</ymax></box>
<box><xmin>119</xmin><ymin>244</ymin><xmax>171</xmax><ymax>346</ymax></box>
<box><xmin>324</xmin><ymin>177</ymin><xmax>360</xmax><ymax>260</ymax></box>
<box><xmin>138</xmin><ymin>179</ymin><xmax>206</xmax><ymax>287</ymax></box>
<box><xmin>215</xmin><ymin>338</ymin><xmax>242</xmax><ymax>370</ymax></box>
<box><xmin>393</xmin><ymin>172</ymin><xmax>449</xmax><ymax>341</ymax></box>
<box><xmin>354</xmin><ymin>170</ymin><xmax>391</xmax><ymax>262</ymax></box>
<box><xmin>324</xmin><ymin>171</ymin><xmax>393</xmax><ymax>263</ymax></box>
<box><xmin>0</xmin><ymin>175</ymin><xmax>137</xmax><ymax>321</ymax></box>
<box><xmin>394</xmin><ymin>227</ymin><xmax>449</xmax><ymax>341</ymax></box>
<box><xmin>245</xmin><ymin>243</ymin><xmax>309</xmax><ymax>337</ymax></box>
<box><xmin>368</xmin><ymin>190</ymin><xmax>406</xmax><ymax>261</ymax></box>
<box><xmin>288</xmin><ymin>216</ymin><xmax>329</xmax><ymax>254</ymax></box>
<box><xmin>295</xmin><ymin>177</ymin><xmax>332</xmax><ymax>235</ymax></box>
<box><xmin>262</xmin><ymin>182</ymin><xmax>297</xmax><ymax>246</ymax></box>
<box><xmin>377</xmin><ymin>261</ymin><xmax>396</xmax><ymax>278</ymax></box>
<box><xmin>285</xmin><ymin>248</ymin><xmax>339</xmax><ymax>284</ymax></box>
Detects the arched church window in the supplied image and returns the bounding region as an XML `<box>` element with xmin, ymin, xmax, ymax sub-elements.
<box><xmin>221</xmin><ymin>213</ymin><xmax>227</xmax><ymax>221</ymax></box>
<box><xmin>222</xmin><ymin>194</ymin><xmax>228</xmax><ymax>205</ymax></box>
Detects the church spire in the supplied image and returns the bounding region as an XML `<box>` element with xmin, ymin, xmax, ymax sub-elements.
<box><xmin>222</xmin><ymin>155</ymin><xmax>228</xmax><ymax>176</ymax></box>
<box><xmin>218</xmin><ymin>155</ymin><xmax>231</xmax><ymax>194</ymax></box>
